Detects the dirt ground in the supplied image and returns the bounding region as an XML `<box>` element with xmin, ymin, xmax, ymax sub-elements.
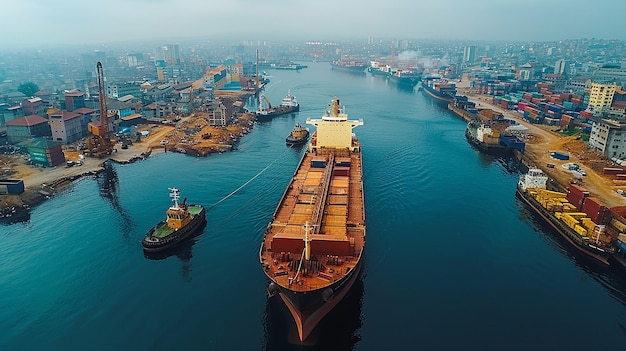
<box><xmin>456</xmin><ymin>75</ymin><xmax>626</xmax><ymax>208</ymax></box>
<box><xmin>1</xmin><ymin>77</ymin><xmax>258</xmax><ymax>210</ymax></box>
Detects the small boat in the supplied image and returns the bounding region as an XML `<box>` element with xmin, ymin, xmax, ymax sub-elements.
<box><xmin>285</xmin><ymin>123</ymin><xmax>310</xmax><ymax>146</ymax></box>
<box><xmin>255</xmin><ymin>90</ymin><xmax>300</xmax><ymax>120</ymax></box>
<box><xmin>142</xmin><ymin>187</ymin><xmax>206</xmax><ymax>252</ymax></box>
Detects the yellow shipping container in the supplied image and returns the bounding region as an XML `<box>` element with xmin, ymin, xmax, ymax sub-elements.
<box><xmin>555</xmin><ymin>212</ymin><xmax>562</xmax><ymax>219</ymax></box>
<box><xmin>562</xmin><ymin>214</ymin><xmax>580</xmax><ymax>229</ymax></box>
<box><xmin>538</xmin><ymin>189</ymin><xmax>567</xmax><ymax>198</ymax></box>
<box><xmin>581</xmin><ymin>218</ymin><xmax>596</xmax><ymax>231</ymax></box>
<box><xmin>574</xmin><ymin>225</ymin><xmax>588</xmax><ymax>236</ymax></box>
<box><xmin>567</xmin><ymin>212</ymin><xmax>588</xmax><ymax>218</ymax></box>
<box><xmin>562</xmin><ymin>203</ymin><xmax>577</xmax><ymax>211</ymax></box>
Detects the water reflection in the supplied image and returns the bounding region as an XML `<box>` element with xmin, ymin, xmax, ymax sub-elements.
<box><xmin>95</xmin><ymin>161</ymin><xmax>132</xmax><ymax>237</ymax></box>
<box><xmin>516</xmin><ymin>199</ymin><xmax>626</xmax><ymax>310</ymax></box>
<box><xmin>263</xmin><ymin>274</ymin><xmax>364</xmax><ymax>351</ymax></box>
<box><xmin>142</xmin><ymin>220</ymin><xmax>206</xmax><ymax>283</ymax></box>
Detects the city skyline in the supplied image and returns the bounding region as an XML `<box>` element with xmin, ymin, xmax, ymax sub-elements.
<box><xmin>1</xmin><ymin>0</ymin><xmax>625</xmax><ymax>48</ymax></box>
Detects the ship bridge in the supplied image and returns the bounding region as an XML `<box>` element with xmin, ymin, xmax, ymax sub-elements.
<box><xmin>306</xmin><ymin>98</ymin><xmax>363</xmax><ymax>152</ymax></box>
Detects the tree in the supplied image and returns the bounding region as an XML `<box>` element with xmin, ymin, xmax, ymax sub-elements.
<box><xmin>17</xmin><ymin>81</ymin><xmax>40</xmax><ymax>97</ymax></box>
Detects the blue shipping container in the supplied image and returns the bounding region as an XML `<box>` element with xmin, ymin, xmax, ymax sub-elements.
<box><xmin>551</xmin><ymin>152</ymin><xmax>569</xmax><ymax>160</ymax></box>
<box><xmin>0</xmin><ymin>179</ymin><xmax>25</xmax><ymax>195</ymax></box>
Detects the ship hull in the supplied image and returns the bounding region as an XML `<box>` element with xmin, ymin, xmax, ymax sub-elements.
<box><xmin>367</xmin><ymin>67</ymin><xmax>391</xmax><ymax>77</ymax></box>
<box><xmin>421</xmin><ymin>81</ymin><xmax>456</xmax><ymax>102</ymax></box>
<box><xmin>516</xmin><ymin>187</ymin><xmax>611</xmax><ymax>265</ymax></box>
<box><xmin>142</xmin><ymin>206</ymin><xmax>207</xmax><ymax>252</ymax></box>
<box><xmin>331</xmin><ymin>64</ymin><xmax>367</xmax><ymax>74</ymax></box>
<box><xmin>465</xmin><ymin>126</ymin><xmax>512</xmax><ymax>156</ymax></box>
<box><xmin>285</xmin><ymin>133</ymin><xmax>309</xmax><ymax>146</ymax></box>
<box><xmin>276</xmin><ymin>258</ymin><xmax>362</xmax><ymax>341</ymax></box>
<box><xmin>255</xmin><ymin>105</ymin><xmax>300</xmax><ymax>120</ymax></box>
<box><xmin>389</xmin><ymin>76</ymin><xmax>420</xmax><ymax>89</ymax></box>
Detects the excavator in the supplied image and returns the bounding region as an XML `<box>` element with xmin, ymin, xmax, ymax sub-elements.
<box><xmin>85</xmin><ymin>62</ymin><xmax>114</xmax><ymax>158</ymax></box>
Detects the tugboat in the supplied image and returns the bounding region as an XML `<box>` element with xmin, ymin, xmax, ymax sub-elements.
<box><xmin>285</xmin><ymin>123</ymin><xmax>310</xmax><ymax>146</ymax></box>
<box><xmin>142</xmin><ymin>187</ymin><xmax>206</xmax><ymax>252</ymax></box>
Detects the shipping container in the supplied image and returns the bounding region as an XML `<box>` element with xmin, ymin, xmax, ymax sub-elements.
<box><xmin>603</xmin><ymin>168</ymin><xmax>624</xmax><ymax>175</ymax></box>
<box><xmin>311</xmin><ymin>159</ymin><xmax>326</xmax><ymax>168</ymax></box>
<box><xmin>551</xmin><ymin>151</ymin><xmax>570</xmax><ymax>160</ymax></box>
<box><xmin>569</xmin><ymin>183</ymin><xmax>590</xmax><ymax>197</ymax></box>
<box><xmin>0</xmin><ymin>179</ymin><xmax>25</xmax><ymax>195</ymax></box>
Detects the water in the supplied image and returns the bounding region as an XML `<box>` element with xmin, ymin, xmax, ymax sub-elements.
<box><xmin>2</xmin><ymin>63</ymin><xmax>626</xmax><ymax>350</ymax></box>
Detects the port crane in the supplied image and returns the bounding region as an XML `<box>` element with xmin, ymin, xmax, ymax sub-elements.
<box><xmin>258</xmin><ymin>94</ymin><xmax>272</xmax><ymax>110</ymax></box>
<box><xmin>85</xmin><ymin>62</ymin><xmax>113</xmax><ymax>157</ymax></box>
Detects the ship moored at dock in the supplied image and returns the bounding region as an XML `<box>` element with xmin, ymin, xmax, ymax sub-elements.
<box><xmin>516</xmin><ymin>168</ymin><xmax>615</xmax><ymax>265</ymax></box>
<box><xmin>254</xmin><ymin>90</ymin><xmax>300</xmax><ymax>120</ymax></box>
<box><xmin>259</xmin><ymin>97</ymin><xmax>365</xmax><ymax>341</ymax></box>
<box><xmin>421</xmin><ymin>77</ymin><xmax>457</xmax><ymax>102</ymax></box>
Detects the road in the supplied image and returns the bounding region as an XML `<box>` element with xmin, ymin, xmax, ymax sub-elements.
<box><xmin>456</xmin><ymin>74</ymin><xmax>626</xmax><ymax>208</ymax></box>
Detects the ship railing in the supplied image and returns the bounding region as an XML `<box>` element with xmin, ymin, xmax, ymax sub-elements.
<box><xmin>310</xmin><ymin>154</ymin><xmax>334</xmax><ymax>233</ymax></box>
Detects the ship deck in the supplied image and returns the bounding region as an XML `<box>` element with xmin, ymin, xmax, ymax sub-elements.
<box><xmin>152</xmin><ymin>205</ymin><xmax>204</xmax><ymax>238</ymax></box>
<box><xmin>260</xmin><ymin>147</ymin><xmax>365</xmax><ymax>292</ymax></box>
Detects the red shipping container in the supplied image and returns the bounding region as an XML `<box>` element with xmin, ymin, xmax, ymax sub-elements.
<box><xmin>603</xmin><ymin>168</ymin><xmax>623</xmax><ymax>175</ymax></box>
<box><xmin>569</xmin><ymin>184</ymin><xmax>590</xmax><ymax>197</ymax></box>
<box><xmin>566</xmin><ymin>192</ymin><xmax>585</xmax><ymax>211</ymax></box>
<box><xmin>582</xmin><ymin>197</ymin><xmax>603</xmax><ymax>211</ymax></box>
<box><xmin>590</xmin><ymin>209</ymin><xmax>611</xmax><ymax>225</ymax></box>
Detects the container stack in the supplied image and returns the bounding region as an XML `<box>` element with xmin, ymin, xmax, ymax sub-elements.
<box><xmin>566</xmin><ymin>184</ymin><xmax>590</xmax><ymax>211</ymax></box>
<box><xmin>581</xmin><ymin>197</ymin><xmax>611</xmax><ymax>225</ymax></box>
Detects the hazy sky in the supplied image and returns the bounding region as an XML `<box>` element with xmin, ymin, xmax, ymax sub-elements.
<box><xmin>1</xmin><ymin>0</ymin><xmax>624</xmax><ymax>47</ymax></box>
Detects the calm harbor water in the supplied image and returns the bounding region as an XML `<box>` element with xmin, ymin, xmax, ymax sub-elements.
<box><xmin>2</xmin><ymin>62</ymin><xmax>626</xmax><ymax>350</ymax></box>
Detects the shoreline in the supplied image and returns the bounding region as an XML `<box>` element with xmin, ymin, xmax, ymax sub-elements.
<box><xmin>1</xmin><ymin>149</ymin><xmax>157</xmax><ymax>222</ymax></box>
<box><xmin>1</xmin><ymin>99</ymin><xmax>256</xmax><ymax>222</ymax></box>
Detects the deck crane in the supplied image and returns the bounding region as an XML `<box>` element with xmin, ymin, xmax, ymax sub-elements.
<box><xmin>86</xmin><ymin>61</ymin><xmax>113</xmax><ymax>157</ymax></box>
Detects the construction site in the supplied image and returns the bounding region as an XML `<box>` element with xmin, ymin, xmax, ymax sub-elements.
<box><xmin>0</xmin><ymin>64</ymin><xmax>259</xmax><ymax>212</ymax></box>
<box><xmin>456</xmin><ymin>78</ymin><xmax>626</xmax><ymax>209</ymax></box>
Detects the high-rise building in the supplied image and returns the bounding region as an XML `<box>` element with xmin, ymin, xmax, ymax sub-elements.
<box><xmin>127</xmin><ymin>53</ymin><xmax>143</xmax><ymax>67</ymax></box>
<box><xmin>587</xmin><ymin>82</ymin><xmax>618</xmax><ymax>116</ymax></box>
<box><xmin>463</xmin><ymin>46</ymin><xmax>476</xmax><ymax>63</ymax></box>
<box><xmin>554</xmin><ymin>59</ymin><xmax>567</xmax><ymax>75</ymax></box>
<box><xmin>154</xmin><ymin>44</ymin><xmax>180</xmax><ymax>65</ymax></box>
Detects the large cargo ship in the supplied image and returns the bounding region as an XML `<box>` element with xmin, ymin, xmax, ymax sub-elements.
<box><xmin>516</xmin><ymin>168</ymin><xmax>615</xmax><ymax>265</ymax></box>
<box><xmin>465</xmin><ymin>120</ymin><xmax>525</xmax><ymax>156</ymax></box>
<box><xmin>389</xmin><ymin>69</ymin><xmax>422</xmax><ymax>89</ymax></box>
<box><xmin>367</xmin><ymin>61</ymin><xmax>392</xmax><ymax>77</ymax></box>
<box><xmin>259</xmin><ymin>97</ymin><xmax>365</xmax><ymax>341</ymax></box>
<box><xmin>330</xmin><ymin>60</ymin><xmax>367</xmax><ymax>74</ymax></box>
<box><xmin>421</xmin><ymin>77</ymin><xmax>457</xmax><ymax>102</ymax></box>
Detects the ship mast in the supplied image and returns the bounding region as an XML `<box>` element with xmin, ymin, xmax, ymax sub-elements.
<box><xmin>256</xmin><ymin>48</ymin><xmax>260</xmax><ymax>88</ymax></box>
<box><xmin>304</xmin><ymin>221</ymin><xmax>311</xmax><ymax>260</ymax></box>
<box><xmin>169</xmin><ymin>187</ymin><xmax>181</xmax><ymax>209</ymax></box>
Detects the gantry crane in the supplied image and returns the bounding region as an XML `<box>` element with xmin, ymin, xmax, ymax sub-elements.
<box><xmin>86</xmin><ymin>61</ymin><xmax>113</xmax><ymax>158</ymax></box>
